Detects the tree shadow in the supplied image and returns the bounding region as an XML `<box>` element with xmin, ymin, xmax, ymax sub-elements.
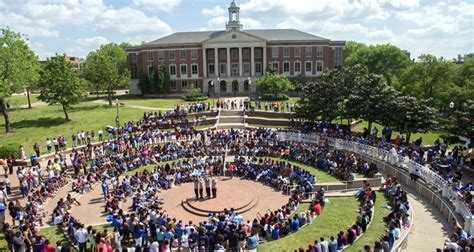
<box><xmin>11</xmin><ymin>117</ymin><xmax>69</xmax><ymax>129</ymax></box>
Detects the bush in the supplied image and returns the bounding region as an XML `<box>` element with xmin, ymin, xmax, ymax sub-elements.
<box><xmin>0</xmin><ymin>144</ymin><xmax>19</xmax><ymax>159</ymax></box>
<box><xmin>182</xmin><ymin>95</ymin><xmax>209</xmax><ymax>102</ymax></box>
<box><xmin>260</xmin><ymin>94</ymin><xmax>289</xmax><ymax>101</ymax></box>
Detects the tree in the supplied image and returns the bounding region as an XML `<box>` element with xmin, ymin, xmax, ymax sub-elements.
<box><xmin>38</xmin><ymin>54</ymin><xmax>84</xmax><ymax>120</ymax></box>
<box><xmin>449</xmin><ymin>99</ymin><xmax>474</xmax><ymax>143</ymax></box>
<box><xmin>137</xmin><ymin>70</ymin><xmax>151</xmax><ymax>94</ymax></box>
<box><xmin>346</xmin><ymin>70</ymin><xmax>395</xmax><ymax>132</ymax></box>
<box><xmin>291</xmin><ymin>74</ymin><xmax>309</xmax><ymax>91</ymax></box>
<box><xmin>0</xmin><ymin>27</ymin><xmax>40</xmax><ymax>132</ymax></box>
<box><xmin>84</xmin><ymin>43</ymin><xmax>129</xmax><ymax>106</ymax></box>
<box><xmin>386</xmin><ymin>95</ymin><xmax>437</xmax><ymax>143</ymax></box>
<box><xmin>158</xmin><ymin>64</ymin><xmax>170</xmax><ymax>93</ymax></box>
<box><xmin>345</xmin><ymin>41</ymin><xmax>411</xmax><ymax>85</ymax></box>
<box><xmin>296</xmin><ymin>69</ymin><xmax>344</xmax><ymax>122</ymax></box>
<box><xmin>256</xmin><ymin>72</ymin><xmax>293</xmax><ymax>98</ymax></box>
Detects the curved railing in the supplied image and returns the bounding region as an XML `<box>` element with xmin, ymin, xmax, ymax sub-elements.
<box><xmin>278</xmin><ymin>132</ymin><xmax>473</xmax><ymax>236</ymax></box>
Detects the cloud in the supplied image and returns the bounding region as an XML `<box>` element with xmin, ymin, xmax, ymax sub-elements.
<box><xmin>65</xmin><ymin>36</ymin><xmax>110</xmax><ymax>58</ymax></box>
<box><xmin>97</xmin><ymin>7</ymin><xmax>172</xmax><ymax>36</ymax></box>
<box><xmin>201</xmin><ymin>6</ymin><xmax>225</xmax><ymax>16</ymax></box>
<box><xmin>240</xmin><ymin>18</ymin><xmax>262</xmax><ymax>29</ymax></box>
<box><xmin>0</xmin><ymin>12</ymin><xmax>59</xmax><ymax>38</ymax></box>
<box><xmin>132</xmin><ymin>0</ymin><xmax>182</xmax><ymax>12</ymax></box>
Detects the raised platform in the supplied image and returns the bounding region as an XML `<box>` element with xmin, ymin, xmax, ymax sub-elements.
<box><xmin>181</xmin><ymin>195</ymin><xmax>258</xmax><ymax>217</ymax></box>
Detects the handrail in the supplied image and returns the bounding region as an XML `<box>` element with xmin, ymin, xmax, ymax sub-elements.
<box><xmin>278</xmin><ymin>132</ymin><xmax>473</xmax><ymax>235</ymax></box>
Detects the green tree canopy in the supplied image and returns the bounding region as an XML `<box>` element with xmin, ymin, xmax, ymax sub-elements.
<box><xmin>84</xmin><ymin>43</ymin><xmax>129</xmax><ymax>105</ymax></box>
<box><xmin>256</xmin><ymin>72</ymin><xmax>293</xmax><ymax>98</ymax></box>
<box><xmin>0</xmin><ymin>27</ymin><xmax>40</xmax><ymax>132</ymax></box>
<box><xmin>38</xmin><ymin>54</ymin><xmax>84</xmax><ymax>120</ymax></box>
<box><xmin>449</xmin><ymin>99</ymin><xmax>474</xmax><ymax>144</ymax></box>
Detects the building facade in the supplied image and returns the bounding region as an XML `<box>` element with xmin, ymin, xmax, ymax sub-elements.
<box><xmin>126</xmin><ymin>1</ymin><xmax>345</xmax><ymax>96</ymax></box>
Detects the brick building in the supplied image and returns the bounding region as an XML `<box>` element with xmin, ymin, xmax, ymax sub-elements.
<box><xmin>126</xmin><ymin>0</ymin><xmax>345</xmax><ymax>96</ymax></box>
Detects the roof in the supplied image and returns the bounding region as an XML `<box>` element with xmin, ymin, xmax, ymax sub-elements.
<box><xmin>144</xmin><ymin>29</ymin><xmax>329</xmax><ymax>47</ymax></box>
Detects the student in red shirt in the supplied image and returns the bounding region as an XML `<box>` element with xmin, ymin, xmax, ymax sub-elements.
<box><xmin>45</xmin><ymin>239</ymin><xmax>55</xmax><ymax>252</ymax></box>
<box><xmin>313</xmin><ymin>200</ymin><xmax>322</xmax><ymax>216</ymax></box>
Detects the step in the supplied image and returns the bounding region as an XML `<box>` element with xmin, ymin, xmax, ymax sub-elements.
<box><xmin>216</xmin><ymin>123</ymin><xmax>246</xmax><ymax>129</ymax></box>
<box><xmin>220</xmin><ymin>110</ymin><xmax>243</xmax><ymax>116</ymax></box>
<box><xmin>181</xmin><ymin>196</ymin><xmax>258</xmax><ymax>217</ymax></box>
<box><xmin>218</xmin><ymin>117</ymin><xmax>244</xmax><ymax>124</ymax></box>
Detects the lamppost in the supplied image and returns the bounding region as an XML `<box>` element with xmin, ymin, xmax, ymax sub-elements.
<box><xmin>449</xmin><ymin>101</ymin><xmax>454</xmax><ymax>117</ymax></box>
<box><xmin>115</xmin><ymin>98</ymin><xmax>120</xmax><ymax>129</ymax></box>
<box><xmin>247</xmin><ymin>77</ymin><xmax>252</xmax><ymax>109</ymax></box>
<box><xmin>210</xmin><ymin>81</ymin><xmax>215</xmax><ymax>109</ymax></box>
<box><xmin>216</xmin><ymin>77</ymin><xmax>220</xmax><ymax>106</ymax></box>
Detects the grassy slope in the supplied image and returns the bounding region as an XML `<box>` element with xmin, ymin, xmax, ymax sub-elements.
<box><xmin>258</xmin><ymin>197</ymin><xmax>359</xmax><ymax>252</ymax></box>
<box><xmin>1</xmin><ymin>102</ymin><xmax>143</xmax><ymax>154</ymax></box>
<box><xmin>266</xmin><ymin>157</ymin><xmax>338</xmax><ymax>183</ymax></box>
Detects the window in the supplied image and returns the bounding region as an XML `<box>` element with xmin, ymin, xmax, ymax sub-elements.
<box><xmin>255</xmin><ymin>63</ymin><xmax>262</xmax><ymax>74</ymax></box>
<box><xmin>158</xmin><ymin>51</ymin><xmax>164</xmax><ymax>61</ymax></box>
<box><xmin>169</xmin><ymin>65</ymin><xmax>176</xmax><ymax>76</ymax></box>
<box><xmin>295</xmin><ymin>47</ymin><xmax>301</xmax><ymax>57</ymax></box>
<box><xmin>272</xmin><ymin>62</ymin><xmax>279</xmax><ymax>72</ymax></box>
<box><xmin>147</xmin><ymin>64</ymin><xmax>154</xmax><ymax>75</ymax></box>
<box><xmin>283</xmin><ymin>62</ymin><xmax>290</xmax><ymax>73</ymax></box>
<box><xmin>180</xmin><ymin>50</ymin><xmax>186</xmax><ymax>60</ymax></box>
<box><xmin>305</xmin><ymin>61</ymin><xmax>312</xmax><ymax>74</ymax></box>
<box><xmin>294</xmin><ymin>61</ymin><xmax>301</xmax><ymax>73</ymax></box>
<box><xmin>128</xmin><ymin>53</ymin><xmax>138</xmax><ymax>79</ymax></box>
<box><xmin>208</xmin><ymin>64</ymin><xmax>215</xmax><ymax>75</ymax></box>
<box><xmin>147</xmin><ymin>51</ymin><xmax>154</xmax><ymax>61</ymax></box>
<box><xmin>316</xmin><ymin>61</ymin><xmax>323</xmax><ymax>72</ymax></box>
<box><xmin>305</xmin><ymin>47</ymin><xmax>312</xmax><ymax>57</ymax></box>
<box><xmin>272</xmin><ymin>47</ymin><xmax>279</xmax><ymax>58</ymax></box>
<box><xmin>243</xmin><ymin>48</ymin><xmax>250</xmax><ymax>59</ymax></box>
<box><xmin>207</xmin><ymin>49</ymin><xmax>214</xmax><ymax>59</ymax></box>
<box><xmin>231</xmin><ymin>48</ymin><xmax>238</xmax><ymax>59</ymax></box>
<box><xmin>180</xmin><ymin>64</ymin><xmax>187</xmax><ymax>76</ymax></box>
<box><xmin>243</xmin><ymin>63</ymin><xmax>250</xmax><ymax>76</ymax></box>
<box><xmin>334</xmin><ymin>47</ymin><xmax>343</xmax><ymax>69</ymax></box>
<box><xmin>169</xmin><ymin>50</ymin><xmax>175</xmax><ymax>60</ymax></box>
<box><xmin>231</xmin><ymin>63</ymin><xmax>239</xmax><ymax>76</ymax></box>
<box><xmin>219</xmin><ymin>49</ymin><xmax>226</xmax><ymax>60</ymax></box>
<box><xmin>255</xmin><ymin>48</ymin><xmax>262</xmax><ymax>58</ymax></box>
<box><xmin>220</xmin><ymin>63</ymin><xmax>226</xmax><ymax>76</ymax></box>
<box><xmin>316</xmin><ymin>47</ymin><xmax>323</xmax><ymax>57</ymax></box>
<box><xmin>191</xmin><ymin>64</ymin><xmax>198</xmax><ymax>75</ymax></box>
<box><xmin>191</xmin><ymin>49</ymin><xmax>197</xmax><ymax>60</ymax></box>
<box><xmin>181</xmin><ymin>80</ymin><xmax>188</xmax><ymax>89</ymax></box>
<box><xmin>283</xmin><ymin>47</ymin><xmax>290</xmax><ymax>57</ymax></box>
<box><xmin>170</xmin><ymin>80</ymin><xmax>177</xmax><ymax>90</ymax></box>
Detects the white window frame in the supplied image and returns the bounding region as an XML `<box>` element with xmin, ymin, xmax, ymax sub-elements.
<box><xmin>316</xmin><ymin>60</ymin><xmax>324</xmax><ymax>74</ymax></box>
<box><xmin>191</xmin><ymin>49</ymin><xmax>197</xmax><ymax>60</ymax></box>
<box><xmin>181</xmin><ymin>80</ymin><xmax>188</xmax><ymax>89</ymax></box>
<box><xmin>243</xmin><ymin>63</ymin><xmax>250</xmax><ymax>76</ymax></box>
<box><xmin>305</xmin><ymin>47</ymin><xmax>312</xmax><ymax>57</ymax></box>
<box><xmin>255</xmin><ymin>62</ymin><xmax>262</xmax><ymax>75</ymax></box>
<box><xmin>295</xmin><ymin>47</ymin><xmax>301</xmax><ymax>58</ymax></box>
<box><xmin>220</xmin><ymin>63</ymin><xmax>226</xmax><ymax>77</ymax></box>
<box><xmin>170</xmin><ymin>80</ymin><xmax>177</xmax><ymax>90</ymax></box>
<box><xmin>283</xmin><ymin>47</ymin><xmax>290</xmax><ymax>58</ymax></box>
<box><xmin>191</xmin><ymin>64</ymin><xmax>198</xmax><ymax>77</ymax></box>
<box><xmin>316</xmin><ymin>47</ymin><xmax>323</xmax><ymax>57</ymax></box>
<box><xmin>168</xmin><ymin>50</ymin><xmax>175</xmax><ymax>60</ymax></box>
<box><xmin>305</xmin><ymin>61</ymin><xmax>312</xmax><ymax>75</ymax></box>
<box><xmin>208</xmin><ymin>63</ymin><xmax>215</xmax><ymax>77</ymax></box>
<box><xmin>147</xmin><ymin>51</ymin><xmax>154</xmax><ymax>61</ymax></box>
<box><xmin>271</xmin><ymin>62</ymin><xmax>279</xmax><ymax>73</ymax></box>
<box><xmin>231</xmin><ymin>63</ymin><xmax>239</xmax><ymax>77</ymax></box>
<box><xmin>180</xmin><ymin>50</ymin><xmax>186</xmax><ymax>60</ymax></box>
<box><xmin>294</xmin><ymin>61</ymin><xmax>301</xmax><ymax>74</ymax></box>
<box><xmin>180</xmin><ymin>64</ymin><xmax>187</xmax><ymax>76</ymax></box>
<box><xmin>169</xmin><ymin>64</ymin><xmax>176</xmax><ymax>77</ymax></box>
<box><xmin>283</xmin><ymin>61</ymin><xmax>290</xmax><ymax>75</ymax></box>
<box><xmin>272</xmin><ymin>47</ymin><xmax>279</xmax><ymax>58</ymax></box>
<box><xmin>158</xmin><ymin>50</ymin><xmax>164</xmax><ymax>61</ymax></box>
<box><xmin>147</xmin><ymin>64</ymin><xmax>154</xmax><ymax>76</ymax></box>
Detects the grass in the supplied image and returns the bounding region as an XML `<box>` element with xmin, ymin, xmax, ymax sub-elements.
<box><xmin>6</xmin><ymin>94</ymin><xmax>39</xmax><ymax>107</ymax></box>
<box><xmin>258</xmin><ymin>197</ymin><xmax>359</xmax><ymax>252</ymax></box>
<box><xmin>1</xmin><ymin>102</ymin><xmax>144</xmax><ymax>155</ymax></box>
<box><xmin>345</xmin><ymin>192</ymin><xmax>391</xmax><ymax>252</ymax></box>
<box><xmin>249</xmin><ymin>124</ymin><xmax>292</xmax><ymax>129</ymax></box>
<box><xmin>108</xmin><ymin>94</ymin><xmax>214</xmax><ymax>109</ymax></box>
<box><xmin>265</xmin><ymin>157</ymin><xmax>338</xmax><ymax>183</ymax></box>
<box><xmin>0</xmin><ymin>225</ymin><xmax>73</xmax><ymax>250</ymax></box>
<box><xmin>124</xmin><ymin>159</ymin><xmax>182</xmax><ymax>176</ymax></box>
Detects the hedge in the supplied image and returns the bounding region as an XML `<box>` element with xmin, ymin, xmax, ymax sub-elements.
<box><xmin>0</xmin><ymin>144</ymin><xmax>19</xmax><ymax>159</ymax></box>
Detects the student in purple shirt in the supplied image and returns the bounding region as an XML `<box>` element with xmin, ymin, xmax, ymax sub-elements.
<box><xmin>32</xmin><ymin>236</ymin><xmax>46</xmax><ymax>252</ymax></box>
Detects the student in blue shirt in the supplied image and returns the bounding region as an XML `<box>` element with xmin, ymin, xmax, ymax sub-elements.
<box><xmin>292</xmin><ymin>216</ymin><xmax>300</xmax><ymax>231</ymax></box>
<box><xmin>271</xmin><ymin>226</ymin><xmax>280</xmax><ymax>240</ymax></box>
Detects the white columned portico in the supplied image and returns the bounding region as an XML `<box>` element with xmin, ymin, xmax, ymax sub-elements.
<box><xmin>238</xmin><ymin>47</ymin><xmax>243</xmax><ymax>76</ymax></box>
<box><xmin>250</xmin><ymin>47</ymin><xmax>255</xmax><ymax>77</ymax></box>
<box><xmin>226</xmin><ymin>47</ymin><xmax>231</xmax><ymax>77</ymax></box>
<box><xmin>263</xmin><ymin>46</ymin><xmax>267</xmax><ymax>74</ymax></box>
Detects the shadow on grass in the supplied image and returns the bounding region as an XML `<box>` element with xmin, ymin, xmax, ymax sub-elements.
<box><xmin>11</xmin><ymin>117</ymin><xmax>69</xmax><ymax>129</ymax></box>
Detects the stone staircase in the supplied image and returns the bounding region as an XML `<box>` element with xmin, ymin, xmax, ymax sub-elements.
<box><xmin>215</xmin><ymin>109</ymin><xmax>247</xmax><ymax>129</ymax></box>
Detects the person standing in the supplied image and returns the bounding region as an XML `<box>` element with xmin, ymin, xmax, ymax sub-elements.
<box><xmin>46</xmin><ymin>138</ymin><xmax>52</xmax><ymax>154</ymax></box>
<box><xmin>98</xmin><ymin>128</ymin><xmax>103</xmax><ymax>142</ymax></box>
<box><xmin>101</xmin><ymin>180</ymin><xmax>109</xmax><ymax>200</ymax></box>
<box><xmin>19</xmin><ymin>146</ymin><xmax>26</xmax><ymax>160</ymax></box>
<box><xmin>198</xmin><ymin>177</ymin><xmax>204</xmax><ymax>199</ymax></box>
<box><xmin>71</xmin><ymin>133</ymin><xmax>77</xmax><ymax>148</ymax></box>
<box><xmin>33</xmin><ymin>143</ymin><xmax>40</xmax><ymax>157</ymax></box>
<box><xmin>193</xmin><ymin>177</ymin><xmax>199</xmax><ymax>199</ymax></box>
<box><xmin>75</xmin><ymin>224</ymin><xmax>88</xmax><ymax>252</ymax></box>
<box><xmin>205</xmin><ymin>177</ymin><xmax>211</xmax><ymax>198</ymax></box>
<box><xmin>53</xmin><ymin>138</ymin><xmax>59</xmax><ymax>152</ymax></box>
<box><xmin>211</xmin><ymin>176</ymin><xmax>217</xmax><ymax>198</ymax></box>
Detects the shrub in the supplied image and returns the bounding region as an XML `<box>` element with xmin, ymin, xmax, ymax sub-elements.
<box><xmin>182</xmin><ymin>95</ymin><xmax>209</xmax><ymax>102</ymax></box>
<box><xmin>260</xmin><ymin>94</ymin><xmax>289</xmax><ymax>101</ymax></box>
<box><xmin>0</xmin><ymin>144</ymin><xmax>19</xmax><ymax>159</ymax></box>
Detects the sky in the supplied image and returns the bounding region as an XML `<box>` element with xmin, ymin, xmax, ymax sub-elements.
<box><xmin>1</xmin><ymin>0</ymin><xmax>473</xmax><ymax>60</ymax></box>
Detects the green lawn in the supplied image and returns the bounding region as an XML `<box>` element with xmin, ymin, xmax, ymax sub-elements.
<box><xmin>6</xmin><ymin>94</ymin><xmax>39</xmax><ymax>107</ymax></box>
<box><xmin>345</xmin><ymin>192</ymin><xmax>391</xmax><ymax>252</ymax></box>
<box><xmin>265</xmin><ymin>157</ymin><xmax>338</xmax><ymax>183</ymax></box>
<box><xmin>352</xmin><ymin>120</ymin><xmax>452</xmax><ymax>147</ymax></box>
<box><xmin>249</xmin><ymin>124</ymin><xmax>292</xmax><ymax>129</ymax></box>
<box><xmin>0</xmin><ymin>225</ymin><xmax>73</xmax><ymax>250</ymax></box>
<box><xmin>258</xmin><ymin>197</ymin><xmax>359</xmax><ymax>252</ymax></box>
<box><xmin>109</xmin><ymin>94</ymin><xmax>214</xmax><ymax>109</ymax></box>
<box><xmin>124</xmin><ymin>159</ymin><xmax>185</xmax><ymax>176</ymax></box>
<box><xmin>1</xmin><ymin>102</ymin><xmax>144</xmax><ymax>155</ymax></box>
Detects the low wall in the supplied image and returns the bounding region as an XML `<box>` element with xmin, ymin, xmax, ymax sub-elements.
<box><xmin>316</xmin><ymin>176</ymin><xmax>382</xmax><ymax>191</ymax></box>
<box><xmin>246</xmin><ymin>117</ymin><xmax>290</xmax><ymax>126</ymax></box>
<box><xmin>250</xmin><ymin>111</ymin><xmax>294</xmax><ymax>119</ymax></box>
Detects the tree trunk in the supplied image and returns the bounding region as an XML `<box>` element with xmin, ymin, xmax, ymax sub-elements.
<box><xmin>62</xmin><ymin>104</ymin><xmax>69</xmax><ymax>120</ymax></box>
<box><xmin>0</xmin><ymin>98</ymin><xmax>11</xmax><ymax>133</ymax></box>
<box><xmin>368</xmin><ymin>120</ymin><xmax>372</xmax><ymax>133</ymax></box>
<box><xmin>107</xmin><ymin>89</ymin><xmax>112</xmax><ymax>106</ymax></box>
<box><xmin>406</xmin><ymin>132</ymin><xmax>411</xmax><ymax>144</ymax></box>
<box><xmin>96</xmin><ymin>85</ymin><xmax>99</xmax><ymax>98</ymax></box>
<box><xmin>26</xmin><ymin>88</ymin><xmax>32</xmax><ymax>108</ymax></box>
